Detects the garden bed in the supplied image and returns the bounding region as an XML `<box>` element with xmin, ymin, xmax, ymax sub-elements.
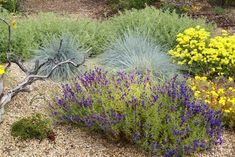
<box><xmin>0</xmin><ymin>2</ymin><xmax>234</xmax><ymax>156</ymax></box>
<box><xmin>0</xmin><ymin>64</ymin><xmax>234</xmax><ymax>157</ymax></box>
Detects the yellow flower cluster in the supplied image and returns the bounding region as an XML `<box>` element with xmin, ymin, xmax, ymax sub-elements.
<box><xmin>0</xmin><ymin>65</ymin><xmax>5</xmax><ymax>75</ymax></box>
<box><xmin>189</xmin><ymin>76</ymin><xmax>235</xmax><ymax>113</ymax></box>
<box><xmin>169</xmin><ymin>26</ymin><xmax>235</xmax><ymax>77</ymax></box>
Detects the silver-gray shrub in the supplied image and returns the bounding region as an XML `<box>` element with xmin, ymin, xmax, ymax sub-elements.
<box><xmin>33</xmin><ymin>35</ymin><xmax>88</xmax><ymax>81</ymax></box>
<box><xmin>100</xmin><ymin>32</ymin><xmax>178</xmax><ymax>78</ymax></box>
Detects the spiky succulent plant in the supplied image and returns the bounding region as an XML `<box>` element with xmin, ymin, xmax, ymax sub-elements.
<box><xmin>100</xmin><ymin>32</ymin><xmax>179</xmax><ymax>78</ymax></box>
<box><xmin>33</xmin><ymin>35</ymin><xmax>88</xmax><ymax>81</ymax></box>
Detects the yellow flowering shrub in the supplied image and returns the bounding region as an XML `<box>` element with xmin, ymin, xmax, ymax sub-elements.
<box><xmin>188</xmin><ymin>76</ymin><xmax>235</xmax><ymax>129</ymax></box>
<box><xmin>169</xmin><ymin>26</ymin><xmax>235</xmax><ymax>77</ymax></box>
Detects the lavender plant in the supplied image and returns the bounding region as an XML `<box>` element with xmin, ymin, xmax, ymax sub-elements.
<box><xmin>51</xmin><ymin>68</ymin><xmax>224</xmax><ymax>156</ymax></box>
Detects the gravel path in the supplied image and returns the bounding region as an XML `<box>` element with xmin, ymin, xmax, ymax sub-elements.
<box><xmin>0</xmin><ymin>64</ymin><xmax>234</xmax><ymax>157</ymax></box>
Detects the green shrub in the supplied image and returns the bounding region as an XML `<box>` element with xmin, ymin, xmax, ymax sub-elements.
<box><xmin>100</xmin><ymin>31</ymin><xmax>178</xmax><ymax>78</ymax></box>
<box><xmin>0</xmin><ymin>13</ymin><xmax>104</xmax><ymax>61</ymax></box>
<box><xmin>11</xmin><ymin>114</ymin><xmax>53</xmax><ymax>140</ymax></box>
<box><xmin>0</xmin><ymin>0</ymin><xmax>18</xmax><ymax>12</ymax></box>
<box><xmin>32</xmin><ymin>35</ymin><xmax>88</xmax><ymax>81</ymax></box>
<box><xmin>51</xmin><ymin>68</ymin><xmax>224</xmax><ymax>156</ymax></box>
<box><xmin>160</xmin><ymin>2</ymin><xmax>185</xmax><ymax>14</ymax></box>
<box><xmin>223</xmin><ymin>112</ymin><xmax>235</xmax><ymax>130</ymax></box>
<box><xmin>108</xmin><ymin>0</ymin><xmax>158</xmax><ymax>11</ymax></box>
<box><xmin>0</xmin><ymin>8</ymin><xmax>215</xmax><ymax>62</ymax></box>
<box><xmin>208</xmin><ymin>0</ymin><xmax>235</xmax><ymax>6</ymax></box>
<box><xmin>212</xmin><ymin>6</ymin><xmax>227</xmax><ymax>15</ymax></box>
<box><xmin>103</xmin><ymin>7</ymin><xmax>215</xmax><ymax>51</ymax></box>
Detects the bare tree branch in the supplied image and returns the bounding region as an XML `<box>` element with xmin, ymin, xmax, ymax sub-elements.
<box><xmin>30</xmin><ymin>58</ymin><xmax>53</xmax><ymax>75</ymax></box>
<box><xmin>31</xmin><ymin>57</ymin><xmax>86</xmax><ymax>81</ymax></box>
<box><xmin>11</xmin><ymin>59</ymin><xmax>29</xmax><ymax>74</ymax></box>
<box><xmin>0</xmin><ymin>17</ymin><xmax>88</xmax><ymax>123</ymax></box>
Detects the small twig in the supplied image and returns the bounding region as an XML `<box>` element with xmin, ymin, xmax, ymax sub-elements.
<box><xmin>29</xmin><ymin>94</ymin><xmax>47</xmax><ymax>106</ymax></box>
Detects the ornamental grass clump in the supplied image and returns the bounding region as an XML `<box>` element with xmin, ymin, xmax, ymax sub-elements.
<box><xmin>51</xmin><ymin>68</ymin><xmax>224</xmax><ymax>156</ymax></box>
<box><xmin>100</xmin><ymin>32</ymin><xmax>178</xmax><ymax>78</ymax></box>
<box><xmin>33</xmin><ymin>35</ymin><xmax>88</xmax><ymax>81</ymax></box>
<box><xmin>169</xmin><ymin>26</ymin><xmax>235</xmax><ymax>77</ymax></box>
<box><xmin>189</xmin><ymin>76</ymin><xmax>235</xmax><ymax>129</ymax></box>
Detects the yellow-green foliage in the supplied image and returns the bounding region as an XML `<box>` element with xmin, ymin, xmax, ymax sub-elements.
<box><xmin>11</xmin><ymin>114</ymin><xmax>53</xmax><ymax>140</ymax></box>
<box><xmin>169</xmin><ymin>26</ymin><xmax>235</xmax><ymax>77</ymax></box>
<box><xmin>51</xmin><ymin>68</ymin><xmax>224</xmax><ymax>156</ymax></box>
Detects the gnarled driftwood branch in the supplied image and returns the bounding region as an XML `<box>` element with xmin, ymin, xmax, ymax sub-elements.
<box><xmin>0</xmin><ymin>17</ymin><xmax>87</xmax><ymax>123</ymax></box>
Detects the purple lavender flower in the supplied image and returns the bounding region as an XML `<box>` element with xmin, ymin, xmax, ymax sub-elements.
<box><xmin>51</xmin><ymin>69</ymin><xmax>224</xmax><ymax>157</ymax></box>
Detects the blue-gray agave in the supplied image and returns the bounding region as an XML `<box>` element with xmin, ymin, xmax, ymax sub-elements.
<box><xmin>33</xmin><ymin>35</ymin><xmax>88</xmax><ymax>81</ymax></box>
<box><xmin>100</xmin><ymin>32</ymin><xmax>179</xmax><ymax>78</ymax></box>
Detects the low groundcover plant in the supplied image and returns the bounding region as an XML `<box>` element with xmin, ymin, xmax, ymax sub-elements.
<box><xmin>11</xmin><ymin>114</ymin><xmax>54</xmax><ymax>141</ymax></box>
<box><xmin>51</xmin><ymin>68</ymin><xmax>224</xmax><ymax>156</ymax></box>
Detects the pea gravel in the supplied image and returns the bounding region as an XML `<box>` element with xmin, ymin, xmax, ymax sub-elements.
<box><xmin>0</xmin><ymin>64</ymin><xmax>234</xmax><ymax>157</ymax></box>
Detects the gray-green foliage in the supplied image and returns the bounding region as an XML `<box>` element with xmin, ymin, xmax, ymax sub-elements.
<box><xmin>33</xmin><ymin>35</ymin><xmax>88</xmax><ymax>81</ymax></box>
<box><xmin>100</xmin><ymin>32</ymin><xmax>178</xmax><ymax>78</ymax></box>
<box><xmin>104</xmin><ymin>7</ymin><xmax>216</xmax><ymax>50</ymax></box>
<box><xmin>0</xmin><ymin>8</ymin><xmax>216</xmax><ymax>62</ymax></box>
<box><xmin>0</xmin><ymin>13</ymin><xmax>104</xmax><ymax>62</ymax></box>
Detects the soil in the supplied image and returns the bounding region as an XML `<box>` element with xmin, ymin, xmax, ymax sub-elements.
<box><xmin>21</xmin><ymin>0</ymin><xmax>112</xmax><ymax>19</ymax></box>
<box><xmin>22</xmin><ymin>0</ymin><xmax>235</xmax><ymax>32</ymax></box>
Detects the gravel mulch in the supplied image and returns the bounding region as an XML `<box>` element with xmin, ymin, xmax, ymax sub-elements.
<box><xmin>0</xmin><ymin>64</ymin><xmax>234</xmax><ymax>157</ymax></box>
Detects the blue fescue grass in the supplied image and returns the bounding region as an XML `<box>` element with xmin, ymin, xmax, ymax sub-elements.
<box><xmin>32</xmin><ymin>35</ymin><xmax>88</xmax><ymax>81</ymax></box>
<box><xmin>100</xmin><ymin>31</ymin><xmax>179</xmax><ymax>79</ymax></box>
